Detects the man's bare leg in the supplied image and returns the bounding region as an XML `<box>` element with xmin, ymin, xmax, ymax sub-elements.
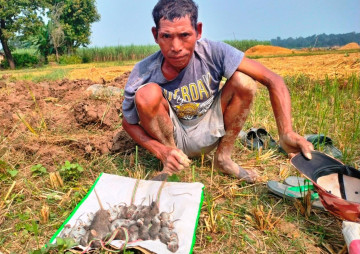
<box><xmin>135</xmin><ymin>83</ymin><xmax>176</xmax><ymax>147</ymax></box>
<box><xmin>214</xmin><ymin>72</ymin><xmax>258</xmax><ymax>183</ymax></box>
<box><xmin>135</xmin><ymin>83</ymin><xmax>190</xmax><ymax>173</ymax></box>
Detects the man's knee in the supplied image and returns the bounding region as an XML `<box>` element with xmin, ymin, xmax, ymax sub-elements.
<box><xmin>135</xmin><ymin>83</ymin><xmax>164</xmax><ymax>109</ymax></box>
<box><xmin>227</xmin><ymin>71</ymin><xmax>257</xmax><ymax>97</ymax></box>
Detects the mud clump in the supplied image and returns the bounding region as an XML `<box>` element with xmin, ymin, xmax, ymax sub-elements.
<box><xmin>73</xmin><ymin>101</ymin><xmax>121</xmax><ymax>129</ymax></box>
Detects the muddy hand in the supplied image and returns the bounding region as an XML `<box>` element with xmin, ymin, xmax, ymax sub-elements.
<box><xmin>162</xmin><ymin>148</ymin><xmax>191</xmax><ymax>174</ymax></box>
<box><xmin>279</xmin><ymin>131</ymin><xmax>314</xmax><ymax>159</ymax></box>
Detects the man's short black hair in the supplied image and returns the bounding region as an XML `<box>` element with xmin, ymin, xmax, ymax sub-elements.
<box><xmin>152</xmin><ymin>0</ymin><xmax>199</xmax><ymax>31</ymax></box>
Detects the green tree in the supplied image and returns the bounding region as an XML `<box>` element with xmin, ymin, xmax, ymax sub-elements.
<box><xmin>49</xmin><ymin>0</ymin><xmax>100</xmax><ymax>54</ymax></box>
<box><xmin>0</xmin><ymin>0</ymin><xmax>46</xmax><ymax>69</ymax></box>
<box><xmin>49</xmin><ymin>3</ymin><xmax>65</xmax><ymax>62</ymax></box>
<box><xmin>31</xmin><ymin>23</ymin><xmax>52</xmax><ymax>64</ymax></box>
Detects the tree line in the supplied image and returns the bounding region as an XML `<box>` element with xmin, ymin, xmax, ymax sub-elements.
<box><xmin>0</xmin><ymin>0</ymin><xmax>100</xmax><ymax>69</ymax></box>
<box><xmin>271</xmin><ymin>32</ymin><xmax>360</xmax><ymax>49</ymax></box>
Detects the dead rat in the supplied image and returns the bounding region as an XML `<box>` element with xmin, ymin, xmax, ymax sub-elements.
<box><xmin>113</xmin><ymin>227</ymin><xmax>127</xmax><ymax>241</ymax></box>
<box><xmin>167</xmin><ymin>240</ymin><xmax>179</xmax><ymax>253</ymax></box>
<box><xmin>148</xmin><ymin>215</ymin><xmax>161</xmax><ymax>240</ymax></box>
<box><xmin>125</xmin><ymin>204</ymin><xmax>137</xmax><ymax>219</ymax></box>
<box><xmin>149</xmin><ymin>200</ymin><xmax>160</xmax><ymax>217</ymax></box>
<box><xmin>108</xmin><ymin>204</ymin><xmax>120</xmax><ymax>221</ymax></box>
<box><xmin>110</xmin><ymin>218</ymin><xmax>132</xmax><ymax>232</ymax></box>
<box><xmin>132</xmin><ymin>204</ymin><xmax>146</xmax><ymax>220</ymax></box>
<box><xmin>128</xmin><ymin>224</ymin><xmax>139</xmax><ymax>242</ymax></box>
<box><xmin>82</xmin><ymin>189</ymin><xmax>111</xmax><ymax>248</ymax></box>
<box><xmin>138</xmin><ymin>224</ymin><xmax>150</xmax><ymax>240</ymax></box>
<box><xmin>69</xmin><ymin>224</ymin><xmax>87</xmax><ymax>243</ymax></box>
<box><xmin>116</xmin><ymin>203</ymin><xmax>128</xmax><ymax>219</ymax></box>
<box><xmin>167</xmin><ymin>232</ymin><xmax>179</xmax><ymax>253</ymax></box>
<box><xmin>142</xmin><ymin>214</ymin><xmax>152</xmax><ymax>226</ymax></box>
<box><xmin>159</xmin><ymin>204</ymin><xmax>174</xmax><ymax>222</ymax></box>
<box><xmin>161</xmin><ymin>218</ymin><xmax>180</xmax><ymax>230</ymax></box>
<box><xmin>59</xmin><ymin>224</ymin><xmax>72</xmax><ymax>238</ymax></box>
<box><xmin>158</xmin><ymin>226</ymin><xmax>171</xmax><ymax>244</ymax></box>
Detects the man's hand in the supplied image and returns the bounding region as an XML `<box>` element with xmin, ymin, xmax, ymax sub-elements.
<box><xmin>161</xmin><ymin>148</ymin><xmax>191</xmax><ymax>174</ymax></box>
<box><xmin>279</xmin><ymin>131</ymin><xmax>314</xmax><ymax>159</ymax></box>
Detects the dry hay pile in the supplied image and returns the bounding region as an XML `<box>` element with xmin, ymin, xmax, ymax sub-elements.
<box><xmin>245</xmin><ymin>45</ymin><xmax>293</xmax><ymax>56</ymax></box>
<box><xmin>339</xmin><ymin>42</ymin><xmax>360</xmax><ymax>50</ymax></box>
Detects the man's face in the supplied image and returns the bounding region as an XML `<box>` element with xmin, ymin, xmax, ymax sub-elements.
<box><xmin>152</xmin><ymin>15</ymin><xmax>202</xmax><ymax>72</ymax></box>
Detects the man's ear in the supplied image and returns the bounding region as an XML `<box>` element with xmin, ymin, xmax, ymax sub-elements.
<box><xmin>152</xmin><ymin>27</ymin><xmax>158</xmax><ymax>43</ymax></box>
<box><xmin>196</xmin><ymin>22</ymin><xmax>203</xmax><ymax>40</ymax></box>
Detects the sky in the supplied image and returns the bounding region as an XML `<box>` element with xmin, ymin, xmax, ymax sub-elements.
<box><xmin>89</xmin><ymin>0</ymin><xmax>360</xmax><ymax>47</ymax></box>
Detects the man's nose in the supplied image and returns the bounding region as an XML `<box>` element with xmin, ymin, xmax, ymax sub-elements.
<box><xmin>171</xmin><ymin>37</ymin><xmax>182</xmax><ymax>52</ymax></box>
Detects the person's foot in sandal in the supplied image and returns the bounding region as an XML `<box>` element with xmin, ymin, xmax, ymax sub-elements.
<box><xmin>214</xmin><ymin>154</ymin><xmax>258</xmax><ymax>183</ymax></box>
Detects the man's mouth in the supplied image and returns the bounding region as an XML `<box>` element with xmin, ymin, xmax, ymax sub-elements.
<box><xmin>170</xmin><ymin>55</ymin><xmax>187</xmax><ymax>60</ymax></box>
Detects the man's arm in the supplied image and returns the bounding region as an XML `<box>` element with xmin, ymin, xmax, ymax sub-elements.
<box><xmin>237</xmin><ymin>57</ymin><xmax>313</xmax><ymax>159</ymax></box>
<box><xmin>122</xmin><ymin>118</ymin><xmax>190</xmax><ymax>173</ymax></box>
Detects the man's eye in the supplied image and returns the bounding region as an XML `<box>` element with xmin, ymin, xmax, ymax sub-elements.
<box><xmin>162</xmin><ymin>34</ymin><xmax>171</xmax><ymax>38</ymax></box>
<box><xmin>181</xmin><ymin>33</ymin><xmax>190</xmax><ymax>37</ymax></box>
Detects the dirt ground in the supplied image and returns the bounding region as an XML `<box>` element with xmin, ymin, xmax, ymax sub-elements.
<box><xmin>0</xmin><ymin>51</ymin><xmax>359</xmax><ymax>253</ymax></box>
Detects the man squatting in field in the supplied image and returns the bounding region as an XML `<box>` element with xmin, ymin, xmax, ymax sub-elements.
<box><xmin>122</xmin><ymin>0</ymin><xmax>314</xmax><ymax>183</ymax></box>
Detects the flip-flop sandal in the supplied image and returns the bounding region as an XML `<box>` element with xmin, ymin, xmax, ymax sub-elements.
<box><xmin>284</xmin><ymin>176</ymin><xmax>325</xmax><ymax>209</ymax></box>
<box><xmin>305</xmin><ymin>134</ymin><xmax>343</xmax><ymax>159</ymax></box>
<box><xmin>291</xmin><ymin>151</ymin><xmax>360</xmax><ymax>222</ymax></box>
<box><xmin>239</xmin><ymin>129</ymin><xmax>263</xmax><ymax>150</ymax></box>
<box><xmin>284</xmin><ymin>176</ymin><xmax>313</xmax><ymax>187</ymax></box>
<box><xmin>267</xmin><ymin>180</ymin><xmax>324</xmax><ymax>209</ymax></box>
<box><xmin>256</xmin><ymin>128</ymin><xmax>278</xmax><ymax>149</ymax></box>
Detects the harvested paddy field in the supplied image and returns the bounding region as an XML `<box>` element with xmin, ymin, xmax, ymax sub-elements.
<box><xmin>0</xmin><ymin>50</ymin><xmax>359</xmax><ymax>253</ymax></box>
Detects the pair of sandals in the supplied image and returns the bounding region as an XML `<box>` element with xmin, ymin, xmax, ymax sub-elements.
<box><xmin>267</xmin><ymin>176</ymin><xmax>324</xmax><ymax>209</ymax></box>
<box><xmin>239</xmin><ymin>128</ymin><xmax>278</xmax><ymax>150</ymax></box>
<box><xmin>240</xmin><ymin>128</ymin><xmax>343</xmax><ymax>160</ymax></box>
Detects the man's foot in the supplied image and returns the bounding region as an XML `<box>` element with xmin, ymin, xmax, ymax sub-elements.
<box><xmin>237</xmin><ymin>166</ymin><xmax>258</xmax><ymax>183</ymax></box>
<box><xmin>214</xmin><ymin>155</ymin><xmax>258</xmax><ymax>183</ymax></box>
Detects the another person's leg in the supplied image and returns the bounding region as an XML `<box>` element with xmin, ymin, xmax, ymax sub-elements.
<box><xmin>215</xmin><ymin>71</ymin><xmax>258</xmax><ymax>183</ymax></box>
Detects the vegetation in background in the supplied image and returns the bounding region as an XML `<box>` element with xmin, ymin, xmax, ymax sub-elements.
<box><xmin>0</xmin><ymin>0</ymin><xmax>100</xmax><ymax>69</ymax></box>
<box><xmin>31</xmin><ymin>23</ymin><xmax>52</xmax><ymax>64</ymax></box>
<box><xmin>77</xmin><ymin>44</ymin><xmax>160</xmax><ymax>62</ymax></box>
<box><xmin>0</xmin><ymin>0</ymin><xmax>46</xmax><ymax>69</ymax></box>
<box><xmin>47</xmin><ymin>0</ymin><xmax>100</xmax><ymax>54</ymax></box>
<box><xmin>271</xmin><ymin>31</ymin><xmax>360</xmax><ymax>49</ymax></box>
<box><xmin>224</xmin><ymin>39</ymin><xmax>271</xmax><ymax>51</ymax></box>
<box><xmin>0</xmin><ymin>52</ymin><xmax>39</xmax><ymax>68</ymax></box>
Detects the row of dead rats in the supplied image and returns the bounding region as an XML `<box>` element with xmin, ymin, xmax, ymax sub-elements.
<box><xmin>59</xmin><ymin>198</ymin><xmax>179</xmax><ymax>253</ymax></box>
